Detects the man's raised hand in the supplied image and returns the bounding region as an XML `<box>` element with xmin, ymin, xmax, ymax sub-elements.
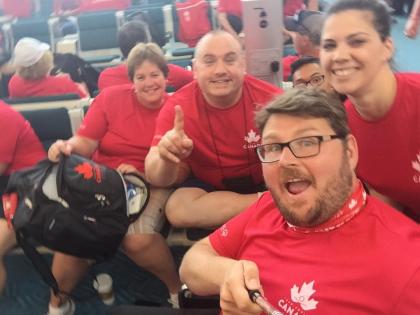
<box><xmin>158</xmin><ymin>105</ymin><xmax>193</xmax><ymax>163</ymax></box>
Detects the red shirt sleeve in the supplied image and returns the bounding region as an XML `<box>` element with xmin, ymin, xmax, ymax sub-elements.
<box><xmin>0</xmin><ymin>106</ymin><xmax>22</xmax><ymax>165</ymax></box>
<box><xmin>167</xmin><ymin>64</ymin><xmax>194</xmax><ymax>90</ymax></box>
<box><xmin>60</xmin><ymin>76</ymin><xmax>88</xmax><ymax>98</ymax></box>
<box><xmin>77</xmin><ymin>92</ymin><xmax>108</xmax><ymax>140</ymax></box>
<box><xmin>282</xmin><ymin>55</ymin><xmax>299</xmax><ymax>81</ymax></box>
<box><xmin>209</xmin><ymin>198</ymin><xmax>261</xmax><ymax>259</ymax></box>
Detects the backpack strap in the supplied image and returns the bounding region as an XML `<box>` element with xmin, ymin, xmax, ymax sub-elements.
<box><xmin>15</xmin><ymin>230</ymin><xmax>60</xmax><ymax>296</ymax></box>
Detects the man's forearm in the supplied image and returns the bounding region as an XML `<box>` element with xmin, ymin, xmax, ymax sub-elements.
<box><xmin>180</xmin><ymin>239</ymin><xmax>236</xmax><ymax>296</ymax></box>
<box><xmin>411</xmin><ymin>0</ymin><xmax>420</xmax><ymax>18</ymax></box>
<box><xmin>144</xmin><ymin>147</ymin><xmax>187</xmax><ymax>187</ymax></box>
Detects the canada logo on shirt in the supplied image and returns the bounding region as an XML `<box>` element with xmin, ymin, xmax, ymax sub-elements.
<box><xmin>277</xmin><ymin>281</ymin><xmax>318</xmax><ymax>314</ymax></box>
<box><xmin>243</xmin><ymin>129</ymin><xmax>261</xmax><ymax>149</ymax></box>
<box><xmin>412</xmin><ymin>151</ymin><xmax>420</xmax><ymax>184</ymax></box>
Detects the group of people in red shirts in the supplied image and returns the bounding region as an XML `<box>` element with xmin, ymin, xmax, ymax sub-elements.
<box><xmin>0</xmin><ymin>0</ymin><xmax>419</xmax><ymax>314</ymax></box>
<box><xmin>0</xmin><ymin>0</ymin><xmax>130</xmax><ymax>18</ymax></box>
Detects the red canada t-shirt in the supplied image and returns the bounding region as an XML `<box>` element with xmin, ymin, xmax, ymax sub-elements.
<box><xmin>152</xmin><ymin>75</ymin><xmax>282</xmax><ymax>189</ymax></box>
<box><xmin>210</xmin><ymin>191</ymin><xmax>420</xmax><ymax>314</ymax></box>
<box><xmin>78</xmin><ymin>84</ymin><xmax>165</xmax><ymax>172</ymax></box>
<box><xmin>345</xmin><ymin>72</ymin><xmax>420</xmax><ymax>218</ymax></box>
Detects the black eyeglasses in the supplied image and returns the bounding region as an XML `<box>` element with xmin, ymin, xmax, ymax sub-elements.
<box><xmin>256</xmin><ymin>135</ymin><xmax>345</xmax><ymax>163</ymax></box>
<box><xmin>293</xmin><ymin>75</ymin><xmax>325</xmax><ymax>88</ymax></box>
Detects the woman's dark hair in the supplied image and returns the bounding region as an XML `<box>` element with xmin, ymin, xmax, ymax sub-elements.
<box><xmin>326</xmin><ymin>0</ymin><xmax>391</xmax><ymax>41</ymax></box>
<box><xmin>290</xmin><ymin>56</ymin><xmax>320</xmax><ymax>79</ymax></box>
<box><xmin>118</xmin><ymin>20</ymin><xmax>151</xmax><ymax>59</ymax></box>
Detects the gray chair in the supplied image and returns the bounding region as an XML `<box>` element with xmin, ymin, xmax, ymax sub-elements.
<box><xmin>19</xmin><ymin>107</ymin><xmax>73</xmax><ymax>151</ymax></box>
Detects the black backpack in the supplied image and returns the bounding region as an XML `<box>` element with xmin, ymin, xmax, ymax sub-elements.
<box><xmin>2</xmin><ymin>154</ymin><xmax>149</xmax><ymax>294</ymax></box>
<box><xmin>52</xmin><ymin>53</ymin><xmax>100</xmax><ymax>96</ymax></box>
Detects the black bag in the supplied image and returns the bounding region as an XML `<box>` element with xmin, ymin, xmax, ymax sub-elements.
<box><xmin>52</xmin><ymin>53</ymin><xmax>100</xmax><ymax>96</ymax></box>
<box><xmin>2</xmin><ymin>154</ymin><xmax>149</xmax><ymax>294</ymax></box>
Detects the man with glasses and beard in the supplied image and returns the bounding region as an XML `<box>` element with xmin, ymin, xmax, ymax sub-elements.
<box><xmin>179</xmin><ymin>89</ymin><xmax>420</xmax><ymax>315</ymax></box>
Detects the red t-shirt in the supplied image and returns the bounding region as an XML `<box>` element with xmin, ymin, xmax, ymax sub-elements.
<box><xmin>98</xmin><ymin>63</ymin><xmax>194</xmax><ymax>92</ymax></box>
<box><xmin>77</xmin><ymin>0</ymin><xmax>130</xmax><ymax>13</ymax></box>
<box><xmin>2</xmin><ymin>0</ymin><xmax>33</xmax><ymax>18</ymax></box>
<box><xmin>217</xmin><ymin>0</ymin><xmax>242</xmax><ymax>17</ymax></box>
<box><xmin>78</xmin><ymin>84</ymin><xmax>165</xmax><ymax>172</ymax></box>
<box><xmin>210</xmin><ymin>191</ymin><xmax>420</xmax><ymax>314</ymax></box>
<box><xmin>53</xmin><ymin>0</ymin><xmax>80</xmax><ymax>13</ymax></box>
<box><xmin>0</xmin><ymin>102</ymin><xmax>46</xmax><ymax>175</ymax></box>
<box><xmin>282</xmin><ymin>54</ymin><xmax>299</xmax><ymax>81</ymax></box>
<box><xmin>283</xmin><ymin>0</ymin><xmax>305</xmax><ymax>17</ymax></box>
<box><xmin>152</xmin><ymin>75</ymin><xmax>282</xmax><ymax>189</ymax></box>
<box><xmin>8</xmin><ymin>74</ymin><xmax>87</xmax><ymax>99</ymax></box>
<box><xmin>345</xmin><ymin>73</ymin><xmax>420</xmax><ymax>218</ymax></box>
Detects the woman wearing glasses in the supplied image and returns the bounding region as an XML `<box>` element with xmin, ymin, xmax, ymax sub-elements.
<box><xmin>320</xmin><ymin>0</ymin><xmax>420</xmax><ymax>221</ymax></box>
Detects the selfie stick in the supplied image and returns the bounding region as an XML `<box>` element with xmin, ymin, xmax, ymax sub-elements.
<box><xmin>248</xmin><ymin>290</ymin><xmax>283</xmax><ymax>315</ymax></box>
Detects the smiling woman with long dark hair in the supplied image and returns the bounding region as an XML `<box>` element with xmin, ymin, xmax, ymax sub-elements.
<box><xmin>320</xmin><ymin>0</ymin><xmax>420</xmax><ymax>221</ymax></box>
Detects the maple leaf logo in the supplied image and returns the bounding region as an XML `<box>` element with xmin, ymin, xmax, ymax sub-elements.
<box><xmin>348</xmin><ymin>198</ymin><xmax>357</xmax><ymax>209</ymax></box>
<box><xmin>74</xmin><ymin>162</ymin><xmax>93</xmax><ymax>180</ymax></box>
<box><xmin>412</xmin><ymin>152</ymin><xmax>420</xmax><ymax>173</ymax></box>
<box><xmin>291</xmin><ymin>281</ymin><xmax>318</xmax><ymax>311</ymax></box>
<box><xmin>220</xmin><ymin>224</ymin><xmax>228</xmax><ymax>237</ymax></box>
<box><xmin>244</xmin><ymin>129</ymin><xmax>261</xmax><ymax>144</ymax></box>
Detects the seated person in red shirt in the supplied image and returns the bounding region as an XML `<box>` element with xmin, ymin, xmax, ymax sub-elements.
<box><xmin>46</xmin><ymin>43</ymin><xmax>181</xmax><ymax>315</ymax></box>
<box><xmin>283</xmin><ymin>10</ymin><xmax>324</xmax><ymax>81</ymax></box>
<box><xmin>283</xmin><ymin>0</ymin><xmax>319</xmax><ymax>17</ymax></box>
<box><xmin>8</xmin><ymin>38</ymin><xmax>88</xmax><ymax>99</ymax></box>
<box><xmin>217</xmin><ymin>0</ymin><xmax>243</xmax><ymax>37</ymax></box>
<box><xmin>98</xmin><ymin>20</ymin><xmax>193</xmax><ymax>92</ymax></box>
<box><xmin>53</xmin><ymin>0</ymin><xmax>130</xmax><ymax>15</ymax></box>
<box><xmin>320</xmin><ymin>0</ymin><xmax>420</xmax><ymax>220</ymax></box>
<box><xmin>145</xmin><ymin>31</ymin><xmax>282</xmax><ymax>231</ymax></box>
<box><xmin>0</xmin><ymin>102</ymin><xmax>46</xmax><ymax>294</ymax></box>
<box><xmin>180</xmin><ymin>89</ymin><xmax>420</xmax><ymax>315</ymax></box>
<box><xmin>1</xmin><ymin>0</ymin><xmax>33</xmax><ymax>18</ymax></box>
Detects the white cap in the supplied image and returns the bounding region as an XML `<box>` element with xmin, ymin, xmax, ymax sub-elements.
<box><xmin>13</xmin><ymin>37</ymin><xmax>50</xmax><ymax>67</ymax></box>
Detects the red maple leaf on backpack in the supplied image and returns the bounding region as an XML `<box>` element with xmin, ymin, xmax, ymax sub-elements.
<box><xmin>74</xmin><ymin>162</ymin><xmax>94</xmax><ymax>180</ymax></box>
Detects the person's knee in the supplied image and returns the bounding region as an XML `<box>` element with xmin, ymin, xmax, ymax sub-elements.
<box><xmin>165</xmin><ymin>188</ymin><xmax>207</xmax><ymax>228</ymax></box>
<box><xmin>121</xmin><ymin>233</ymin><xmax>157</xmax><ymax>255</ymax></box>
<box><xmin>165</xmin><ymin>198</ymin><xmax>195</xmax><ymax>227</ymax></box>
<box><xmin>0</xmin><ymin>221</ymin><xmax>16</xmax><ymax>257</ymax></box>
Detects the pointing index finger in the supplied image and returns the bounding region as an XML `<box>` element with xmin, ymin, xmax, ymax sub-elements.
<box><xmin>173</xmin><ymin>105</ymin><xmax>185</xmax><ymax>133</ymax></box>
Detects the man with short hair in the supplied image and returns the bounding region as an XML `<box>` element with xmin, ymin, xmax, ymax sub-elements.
<box><xmin>179</xmin><ymin>88</ymin><xmax>420</xmax><ymax>314</ymax></box>
<box><xmin>145</xmin><ymin>30</ymin><xmax>282</xmax><ymax>230</ymax></box>
<box><xmin>283</xmin><ymin>10</ymin><xmax>324</xmax><ymax>81</ymax></box>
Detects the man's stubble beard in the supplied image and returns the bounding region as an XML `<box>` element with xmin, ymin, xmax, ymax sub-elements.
<box><xmin>269</xmin><ymin>152</ymin><xmax>354</xmax><ymax>227</ymax></box>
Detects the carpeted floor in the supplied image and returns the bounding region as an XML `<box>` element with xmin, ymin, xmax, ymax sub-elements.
<box><xmin>0</xmin><ymin>246</ymin><xmax>188</xmax><ymax>315</ymax></box>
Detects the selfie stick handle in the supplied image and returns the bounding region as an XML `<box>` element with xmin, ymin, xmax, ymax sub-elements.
<box><xmin>248</xmin><ymin>289</ymin><xmax>283</xmax><ymax>315</ymax></box>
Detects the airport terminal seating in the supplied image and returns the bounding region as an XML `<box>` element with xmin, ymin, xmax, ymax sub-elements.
<box><xmin>2</xmin><ymin>16</ymin><xmax>60</xmax><ymax>54</ymax></box>
<box><xmin>19</xmin><ymin>107</ymin><xmax>73</xmax><ymax>151</ymax></box>
<box><xmin>3</xmin><ymin>94</ymin><xmax>90</xmax><ymax>148</ymax></box>
<box><xmin>75</xmin><ymin>10</ymin><xmax>124</xmax><ymax>64</ymax></box>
